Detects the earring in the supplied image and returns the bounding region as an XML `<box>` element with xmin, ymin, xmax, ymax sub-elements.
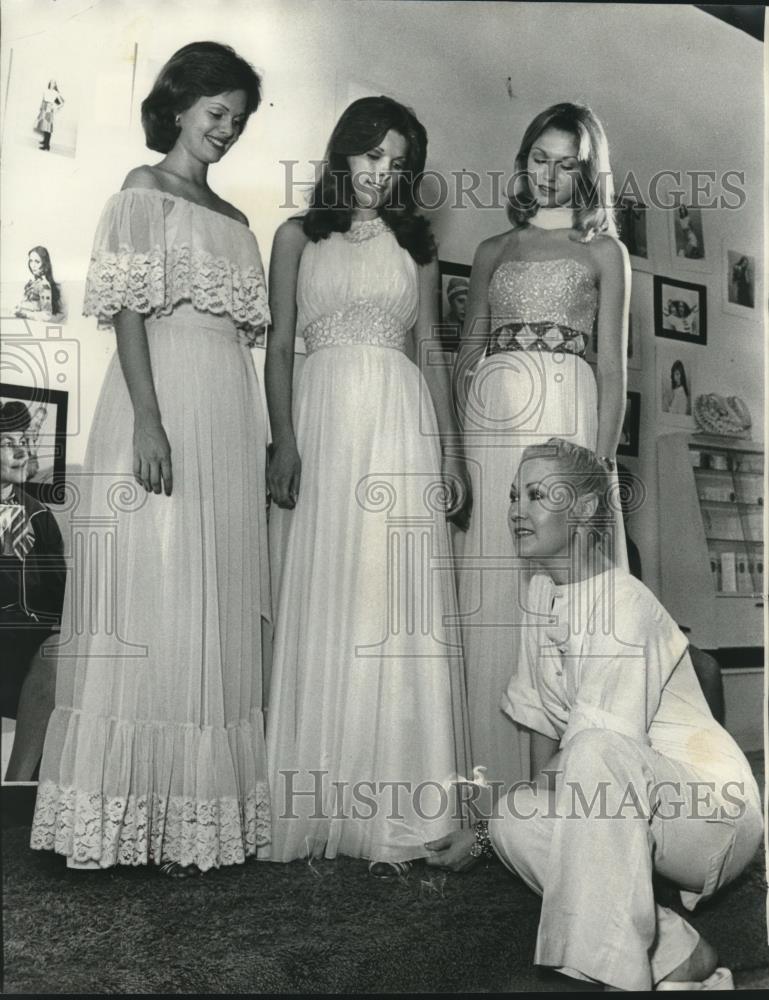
<box><xmin>175</xmin><ymin>114</ymin><xmax>181</xmax><ymax>127</ymax></box>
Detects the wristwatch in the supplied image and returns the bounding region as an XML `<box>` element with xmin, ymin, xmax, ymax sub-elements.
<box><xmin>597</xmin><ymin>455</ymin><xmax>616</xmax><ymax>472</ymax></box>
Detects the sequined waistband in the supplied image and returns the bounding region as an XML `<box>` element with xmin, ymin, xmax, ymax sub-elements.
<box><xmin>487</xmin><ymin>321</ymin><xmax>589</xmax><ymax>357</ymax></box>
<box><xmin>302</xmin><ymin>302</ymin><xmax>410</xmax><ymax>356</ymax></box>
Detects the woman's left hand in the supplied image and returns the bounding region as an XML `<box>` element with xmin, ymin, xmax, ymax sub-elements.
<box><xmin>424</xmin><ymin>828</ymin><xmax>479</xmax><ymax>872</ymax></box>
<box><xmin>442</xmin><ymin>454</ymin><xmax>472</xmax><ymax>531</ymax></box>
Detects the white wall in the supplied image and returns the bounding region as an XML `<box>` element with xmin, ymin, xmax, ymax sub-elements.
<box><xmin>1</xmin><ymin>0</ymin><xmax>764</xmax><ymax>599</ymax></box>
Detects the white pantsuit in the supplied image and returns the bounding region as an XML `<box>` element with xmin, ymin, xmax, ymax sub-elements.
<box><xmin>489</xmin><ymin>569</ymin><xmax>762</xmax><ymax>991</ymax></box>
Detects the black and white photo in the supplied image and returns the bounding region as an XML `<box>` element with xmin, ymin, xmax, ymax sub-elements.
<box><xmin>654</xmin><ymin>274</ymin><xmax>707</xmax><ymax>345</ymax></box>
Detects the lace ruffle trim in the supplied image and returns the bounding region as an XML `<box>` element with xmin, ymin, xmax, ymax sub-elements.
<box><xmin>83</xmin><ymin>243</ymin><xmax>270</xmax><ymax>347</ymax></box>
<box><xmin>31</xmin><ymin>779</ymin><xmax>271</xmax><ymax>871</ymax></box>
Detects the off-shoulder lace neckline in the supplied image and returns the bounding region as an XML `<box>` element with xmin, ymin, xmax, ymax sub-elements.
<box><xmin>117</xmin><ymin>187</ymin><xmax>249</xmax><ymax>229</ymax></box>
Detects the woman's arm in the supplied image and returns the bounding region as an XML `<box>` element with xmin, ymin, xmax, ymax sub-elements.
<box><xmin>451</xmin><ymin>238</ymin><xmax>498</xmax><ymax>431</ymax></box>
<box><xmin>114</xmin><ymin>309</ymin><xmax>172</xmax><ymax>496</ymax></box>
<box><xmin>264</xmin><ymin>219</ymin><xmax>306</xmax><ymax>509</ymax></box>
<box><xmin>530</xmin><ymin>729</ymin><xmax>558</xmax><ymax>779</ymax></box>
<box><xmin>414</xmin><ymin>257</ymin><xmax>470</xmax><ymax>524</ymax></box>
<box><xmin>592</xmin><ymin>235</ymin><xmax>630</xmax><ymax>459</ymax></box>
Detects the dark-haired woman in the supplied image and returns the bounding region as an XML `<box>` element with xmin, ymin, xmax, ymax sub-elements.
<box><xmin>31</xmin><ymin>42</ymin><xmax>271</xmax><ymax>875</ymax></box>
<box><xmin>15</xmin><ymin>246</ymin><xmax>64</xmax><ymax>322</ymax></box>
<box><xmin>453</xmin><ymin>102</ymin><xmax>629</xmax><ymax>793</ymax></box>
<box><xmin>667</xmin><ymin>360</ymin><xmax>690</xmax><ymax>416</ymax></box>
<box><xmin>262</xmin><ymin>96</ymin><xmax>471</xmax><ymax>873</ymax></box>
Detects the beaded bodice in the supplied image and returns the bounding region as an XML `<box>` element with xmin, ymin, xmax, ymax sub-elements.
<box><xmin>297</xmin><ymin>217</ymin><xmax>418</xmax><ymax>356</ymax></box>
<box><xmin>487</xmin><ymin>258</ymin><xmax>598</xmax><ymax>356</ymax></box>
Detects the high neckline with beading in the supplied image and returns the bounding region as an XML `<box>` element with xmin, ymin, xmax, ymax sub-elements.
<box><xmin>344</xmin><ymin>216</ymin><xmax>389</xmax><ymax>244</ymax></box>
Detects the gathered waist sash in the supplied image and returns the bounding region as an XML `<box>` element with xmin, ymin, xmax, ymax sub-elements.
<box><xmin>301</xmin><ymin>302</ymin><xmax>410</xmax><ymax>356</ymax></box>
<box><xmin>487</xmin><ymin>320</ymin><xmax>589</xmax><ymax>357</ymax></box>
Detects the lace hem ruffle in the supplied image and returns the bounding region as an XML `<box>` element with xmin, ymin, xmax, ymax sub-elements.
<box><xmin>31</xmin><ymin>780</ymin><xmax>271</xmax><ymax>871</ymax></box>
<box><xmin>83</xmin><ymin>244</ymin><xmax>270</xmax><ymax>346</ymax></box>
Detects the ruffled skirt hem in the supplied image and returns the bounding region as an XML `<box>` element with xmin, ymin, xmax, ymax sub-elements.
<box><xmin>30</xmin><ymin>706</ymin><xmax>271</xmax><ymax>871</ymax></box>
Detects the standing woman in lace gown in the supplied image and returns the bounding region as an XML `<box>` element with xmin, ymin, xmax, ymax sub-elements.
<box><xmin>31</xmin><ymin>42</ymin><xmax>272</xmax><ymax>875</ymax></box>
<box><xmin>453</xmin><ymin>102</ymin><xmax>629</xmax><ymax>791</ymax></box>
<box><xmin>262</xmin><ymin>97</ymin><xmax>471</xmax><ymax>874</ymax></box>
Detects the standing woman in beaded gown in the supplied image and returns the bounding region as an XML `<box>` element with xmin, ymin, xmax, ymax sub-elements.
<box><xmin>262</xmin><ymin>96</ymin><xmax>471</xmax><ymax>873</ymax></box>
<box><xmin>453</xmin><ymin>102</ymin><xmax>629</xmax><ymax>791</ymax></box>
<box><xmin>30</xmin><ymin>42</ymin><xmax>272</xmax><ymax>875</ymax></box>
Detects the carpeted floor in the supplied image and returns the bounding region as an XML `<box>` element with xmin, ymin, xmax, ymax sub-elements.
<box><xmin>3</xmin><ymin>840</ymin><xmax>767</xmax><ymax>993</ymax></box>
<box><xmin>3</xmin><ymin>756</ymin><xmax>767</xmax><ymax>993</ymax></box>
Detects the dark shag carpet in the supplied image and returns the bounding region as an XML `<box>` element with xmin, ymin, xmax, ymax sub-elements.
<box><xmin>2</xmin><ymin>753</ymin><xmax>767</xmax><ymax>994</ymax></box>
<box><xmin>2</xmin><ymin>835</ymin><xmax>766</xmax><ymax>994</ymax></box>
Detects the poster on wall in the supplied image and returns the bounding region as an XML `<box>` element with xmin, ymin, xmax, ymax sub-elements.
<box><xmin>668</xmin><ymin>204</ymin><xmax>711</xmax><ymax>273</ymax></box>
<box><xmin>722</xmin><ymin>242</ymin><xmax>759</xmax><ymax>318</ymax></box>
<box><xmin>653</xmin><ymin>275</ymin><xmax>707</xmax><ymax>345</ymax></box>
<box><xmin>617</xmin><ymin>390</ymin><xmax>641</xmax><ymax>458</ymax></box>
<box><xmin>10</xmin><ymin>245</ymin><xmax>68</xmax><ymax>324</ymax></box>
<box><xmin>437</xmin><ymin>261</ymin><xmax>471</xmax><ymax>352</ymax></box>
<box><xmin>616</xmin><ymin>196</ymin><xmax>652</xmax><ymax>272</ymax></box>
<box><xmin>3</xmin><ymin>38</ymin><xmax>83</xmax><ymax>158</ymax></box>
<box><xmin>0</xmin><ymin>381</ymin><xmax>69</xmax><ymax>504</ymax></box>
<box><xmin>655</xmin><ymin>341</ymin><xmax>697</xmax><ymax>430</ymax></box>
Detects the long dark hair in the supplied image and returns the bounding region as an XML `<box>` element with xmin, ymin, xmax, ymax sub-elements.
<box><xmin>507</xmin><ymin>101</ymin><xmax>616</xmax><ymax>242</ymax></box>
<box><xmin>141</xmin><ymin>41</ymin><xmax>262</xmax><ymax>154</ymax></box>
<box><xmin>27</xmin><ymin>245</ymin><xmax>61</xmax><ymax>315</ymax></box>
<box><xmin>670</xmin><ymin>360</ymin><xmax>689</xmax><ymax>396</ymax></box>
<box><xmin>303</xmin><ymin>96</ymin><xmax>435</xmax><ymax>265</ymax></box>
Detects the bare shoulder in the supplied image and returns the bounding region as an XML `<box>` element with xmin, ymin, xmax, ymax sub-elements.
<box><xmin>273</xmin><ymin>216</ymin><xmax>309</xmax><ymax>253</ymax></box>
<box><xmin>210</xmin><ymin>194</ymin><xmax>249</xmax><ymax>226</ymax></box>
<box><xmin>474</xmin><ymin>229</ymin><xmax>514</xmax><ymax>273</ymax></box>
<box><xmin>588</xmin><ymin>232</ymin><xmax>629</xmax><ymax>274</ymax></box>
<box><xmin>120</xmin><ymin>164</ymin><xmax>163</xmax><ymax>191</ymax></box>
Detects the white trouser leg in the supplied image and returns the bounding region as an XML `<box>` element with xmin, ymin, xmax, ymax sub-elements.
<box><xmin>488</xmin><ymin>729</ymin><xmax>760</xmax><ymax>991</ymax></box>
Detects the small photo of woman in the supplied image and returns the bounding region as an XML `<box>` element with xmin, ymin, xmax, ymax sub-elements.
<box><xmin>34</xmin><ymin>80</ymin><xmax>65</xmax><ymax>152</ymax></box>
<box><xmin>14</xmin><ymin>246</ymin><xmax>66</xmax><ymax>323</ymax></box>
<box><xmin>657</xmin><ymin>342</ymin><xmax>696</xmax><ymax>427</ymax></box>
<box><xmin>661</xmin><ymin>359</ymin><xmax>691</xmax><ymax>415</ymax></box>
<box><xmin>723</xmin><ymin>247</ymin><xmax>758</xmax><ymax>316</ymax></box>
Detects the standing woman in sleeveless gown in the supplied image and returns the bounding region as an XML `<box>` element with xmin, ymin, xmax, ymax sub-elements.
<box><xmin>453</xmin><ymin>102</ymin><xmax>629</xmax><ymax>790</ymax></box>
<box><xmin>263</xmin><ymin>96</ymin><xmax>471</xmax><ymax>874</ymax></box>
<box><xmin>30</xmin><ymin>42</ymin><xmax>272</xmax><ymax>875</ymax></box>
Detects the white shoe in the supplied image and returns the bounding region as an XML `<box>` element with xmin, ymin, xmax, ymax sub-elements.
<box><xmin>656</xmin><ymin>967</ymin><xmax>734</xmax><ymax>990</ymax></box>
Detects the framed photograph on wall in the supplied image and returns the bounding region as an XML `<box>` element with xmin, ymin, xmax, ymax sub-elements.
<box><xmin>616</xmin><ymin>196</ymin><xmax>652</xmax><ymax>272</ymax></box>
<box><xmin>668</xmin><ymin>204</ymin><xmax>711</xmax><ymax>273</ymax></box>
<box><xmin>722</xmin><ymin>243</ymin><xmax>759</xmax><ymax>318</ymax></box>
<box><xmin>438</xmin><ymin>260</ymin><xmax>471</xmax><ymax>352</ymax></box>
<box><xmin>654</xmin><ymin>275</ymin><xmax>706</xmax><ymax>345</ymax></box>
<box><xmin>655</xmin><ymin>341</ymin><xmax>697</xmax><ymax>430</ymax></box>
<box><xmin>0</xmin><ymin>381</ymin><xmax>68</xmax><ymax>504</ymax></box>
<box><xmin>617</xmin><ymin>390</ymin><xmax>641</xmax><ymax>458</ymax></box>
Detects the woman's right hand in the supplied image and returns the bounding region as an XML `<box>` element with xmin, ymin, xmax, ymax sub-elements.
<box><xmin>268</xmin><ymin>441</ymin><xmax>301</xmax><ymax>509</ymax></box>
<box><xmin>133</xmin><ymin>417</ymin><xmax>173</xmax><ymax>496</ymax></box>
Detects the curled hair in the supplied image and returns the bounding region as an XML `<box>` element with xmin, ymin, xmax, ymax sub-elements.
<box><xmin>141</xmin><ymin>41</ymin><xmax>262</xmax><ymax>154</ymax></box>
<box><xmin>0</xmin><ymin>400</ymin><xmax>32</xmax><ymax>435</ymax></box>
<box><xmin>519</xmin><ymin>438</ymin><xmax>612</xmax><ymax>524</ymax></box>
<box><xmin>303</xmin><ymin>96</ymin><xmax>435</xmax><ymax>265</ymax></box>
<box><xmin>507</xmin><ymin>102</ymin><xmax>616</xmax><ymax>242</ymax></box>
<box><xmin>27</xmin><ymin>245</ymin><xmax>61</xmax><ymax>315</ymax></box>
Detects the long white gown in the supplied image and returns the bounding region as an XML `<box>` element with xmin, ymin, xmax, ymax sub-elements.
<box><xmin>263</xmin><ymin>217</ymin><xmax>471</xmax><ymax>864</ymax></box>
<box><xmin>459</xmin><ymin>256</ymin><xmax>626</xmax><ymax>790</ymax></box>
<box><xmin>30</xmin><ymin>189</ymin><xmax>272</xmax><ymax>870</ymax></box>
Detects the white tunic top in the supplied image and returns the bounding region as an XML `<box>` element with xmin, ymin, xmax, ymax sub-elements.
<box><xmin>503</xmin><ymin>568</ymin><xmax>759</xmax><ymax>802</ymax></box>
